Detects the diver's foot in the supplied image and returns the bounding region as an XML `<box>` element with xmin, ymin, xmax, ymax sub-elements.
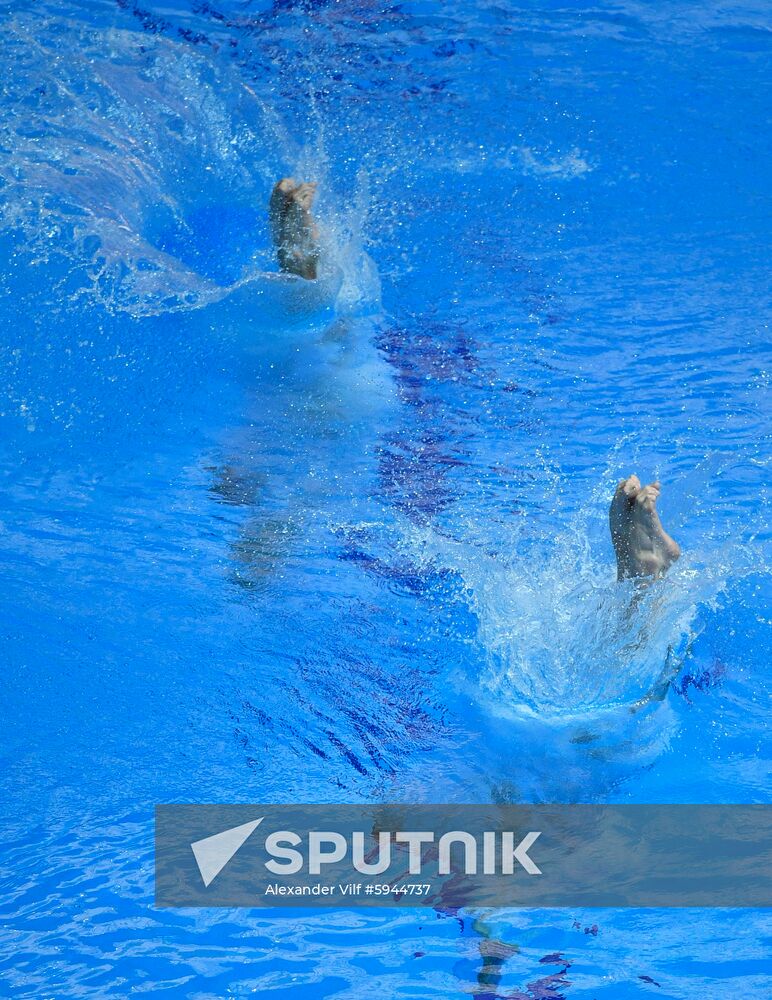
<box><xmin>609</xmin><ymin>475</ymin><xmax>681</xmax><ymax>581</ymax></box>
<box><xmin>268</xmin><ymin>177</ymin><xmax>321</xmax><ymax>280</ymax></box>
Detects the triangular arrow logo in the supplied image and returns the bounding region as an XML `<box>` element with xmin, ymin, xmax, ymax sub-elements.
<box><xmin>191</xmin><ymin>817</ymin><xmax>264</xmax><ymax>887</ymax></box>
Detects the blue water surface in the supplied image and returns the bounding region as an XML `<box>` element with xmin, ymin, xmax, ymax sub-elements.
<box><xmin>0</xmin><ymin>0</ymin><xmax>770</xmax><ymax>996</ymax></box>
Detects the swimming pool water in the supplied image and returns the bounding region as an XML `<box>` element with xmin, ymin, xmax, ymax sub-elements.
<box><xmin>0</xmin><ymin>0</ymin><xmax>770</xmax><ymax>996</ymax></box>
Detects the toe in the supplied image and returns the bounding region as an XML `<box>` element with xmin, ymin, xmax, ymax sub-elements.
<box><xmin>637</xmin><ymin>485</ymin><xmax>659</xmax><ymax>511</ymax></box>
<box><xmin>623</xmin><ymin>474</ymin><xmax>641</xmax><ymax>499</ymax></box>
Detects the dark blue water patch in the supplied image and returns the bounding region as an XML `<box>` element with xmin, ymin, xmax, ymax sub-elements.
<box><xmin>376</xmin><ymin>431</ymin><xmax>465</xmax><ymax>521</ymax></box>
<box><xmin>377</xmin><ymin>319</ymin><xmax>480</xmax><ymax>391</ymax></box>
<box><xmin>673</xmin><ymin>660</ymin><xmax>726</xmax><ymax>702</ymax></box>
<box><xmin>337</xmin><ymin>544</ymin><xmax>435</xmax><ymax>594</ymax></box>
<box><xmin>116</xmin><ymin>0</ymin><xmax>174</xmax><ymax>37</ymax></box>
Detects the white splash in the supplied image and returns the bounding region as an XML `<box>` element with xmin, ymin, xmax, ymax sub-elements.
<box><xmin>518</xmin><ymin>147</ymin><xmax>592</xmax><ymax>179</ymax></box>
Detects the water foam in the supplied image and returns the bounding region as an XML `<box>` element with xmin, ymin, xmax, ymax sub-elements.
<box><xmin>0</xmin><ymin>11</ymin><xmax>380</xmax><ymax>322</ymax></box>
<box><xmin>401</xmin><ymin>489</ymin><xmax>747</xmax><ymax>723</ymax></box>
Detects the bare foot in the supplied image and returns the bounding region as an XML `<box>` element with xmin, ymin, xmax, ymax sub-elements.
<box><xmin>268</xmin><ymin>177</ymin><xmax>321</xmax><ymax>280</ymax></box>
<box><xmin>609</xmin><ymin>475</ymin><xmax>681</xmax><ymax>581</ymax></box>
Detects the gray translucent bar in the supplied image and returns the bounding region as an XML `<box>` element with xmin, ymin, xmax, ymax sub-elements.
<box><xmin>155</xmin><ymin>804</ymin><xmax>772</xmax><ymax>908</ymax></box>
